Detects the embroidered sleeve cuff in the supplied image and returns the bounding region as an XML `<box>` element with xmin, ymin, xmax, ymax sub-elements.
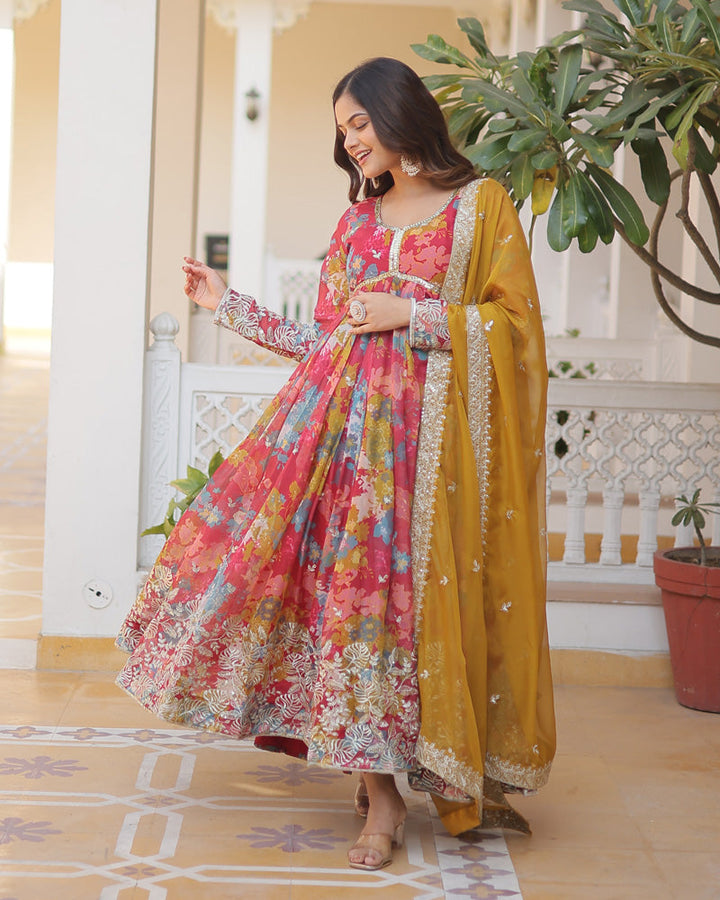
<box><xmin>409</xmin><ymin>298</ymin><xmax>451</xmax><ymax>351</ymax></box>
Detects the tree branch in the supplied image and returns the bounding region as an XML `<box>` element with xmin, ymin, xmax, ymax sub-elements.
<box><xmin>649</xmin><ymin>190</ymin><xmax>720</xmax><ymax>348</ymax></box>
<box><xmin>697</xmin><ymin>171</ymin><xmax>720</xmax><ymax>258</ymax></box>
<box><xmin>613</xmin><ymin>216</ymin><xmax>720</xmax><ymax>305</ymax></box>
<box><xmin>674</xmin><ymin>152</ymin><xmax>720</xmax><ymax>285</ymax></box>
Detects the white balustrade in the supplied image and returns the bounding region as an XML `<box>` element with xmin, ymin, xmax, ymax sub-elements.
<box><xmin>264</xmin><ymin>254</ymin><xmax>321</xmax><ymax>322</ymax></box>
<box><xmin>139</xmin><ymin>313</ymin><xmax>181</xmax><ymax>568</ymax></box>
<box><xmin>141</xmin><ymin>315</ymin><xmax>720</xmax><ymax>585</ymax></box>
<box><xmin>547</xmin><ymin>379</ymin><xmax>720</xmax><ymax>583</ymax></box>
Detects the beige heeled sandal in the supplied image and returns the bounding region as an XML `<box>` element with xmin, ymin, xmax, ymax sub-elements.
<box><xmin>354</xmin><ymin>776</ymin><xmax>369</xmax><ymax>818</ymax></box>
<box><xmin>347</xmin><ymin>820</ymin><xmax>405</xmax><ymax>871</ymax></box>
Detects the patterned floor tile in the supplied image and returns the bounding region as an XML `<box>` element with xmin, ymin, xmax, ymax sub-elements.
<box><xmin>0</xmin><ymin>724</ymin><xmax>521</xmax><ymax>899</ymax></box>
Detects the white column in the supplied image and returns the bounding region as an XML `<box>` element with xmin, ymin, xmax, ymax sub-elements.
<box><xmin>0</xmin><ymin>0</ymin><xmax>13</xmax><ymax>351</ymax></box>
<box><xmin>227</xmin><ymin>0</ymin><xmax>273</xmax><ymax>300</ymax></box>
<box><xmin>42</xmin><ymin>0</ymin><xmax>158</xmax><ymax>637</ymax></box>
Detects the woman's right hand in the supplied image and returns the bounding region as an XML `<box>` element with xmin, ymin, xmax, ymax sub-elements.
<box><xmin>182</xmin><ymin>256</ymin><xmax>227</xmax><ymax>311</ymax></box>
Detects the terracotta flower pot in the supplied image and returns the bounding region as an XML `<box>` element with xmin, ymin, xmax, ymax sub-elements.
<box><xmin>654</xmin><ymin>547</ymin><xmax>720</xmax><ymax>713</ymax></box>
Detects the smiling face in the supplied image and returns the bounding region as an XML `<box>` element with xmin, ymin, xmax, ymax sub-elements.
<box><xmin>334</xmin><ymin>92</ymin><xmax>401</xmax><ymax>182</ymax></box>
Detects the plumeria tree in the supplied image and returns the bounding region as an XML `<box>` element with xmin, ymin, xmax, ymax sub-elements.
<box><xmin>413</xmin><ymin>0</ymin><xmax>720</xmax><ymax>346</ymax></box>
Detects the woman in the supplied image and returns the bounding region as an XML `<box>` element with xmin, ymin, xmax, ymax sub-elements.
<box><xmin>117</xmin><ymin>57</ymin><xmax>555</xmax><ymax>871</ymax></box>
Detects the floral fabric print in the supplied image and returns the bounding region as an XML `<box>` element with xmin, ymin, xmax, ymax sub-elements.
<box><xmin>117</xmin><ymin>194</ymin><xmax>461</xmax><ymax>776</ymax></box>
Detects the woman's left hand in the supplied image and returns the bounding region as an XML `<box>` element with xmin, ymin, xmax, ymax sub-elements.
<box><xmin>348</xmin><ymin>292</ymin><xmax>412</xmax><ymax>334</ymax></box>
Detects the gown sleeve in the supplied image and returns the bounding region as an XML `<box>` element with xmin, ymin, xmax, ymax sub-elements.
<box><xmin>213</xmin><ymin>289</ymin><xmax>320</xmax><ymax>363</ymax></box>
<box><xmin>212</xmin><ymin>210</ymin><xmax>351</xmax><ymax>360</ymax></box>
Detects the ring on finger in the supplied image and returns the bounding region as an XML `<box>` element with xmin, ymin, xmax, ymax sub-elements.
<box><xmin>349</xmin><ymin>299</ymin><xmax>367</xmax><ymax>323</ymax></box>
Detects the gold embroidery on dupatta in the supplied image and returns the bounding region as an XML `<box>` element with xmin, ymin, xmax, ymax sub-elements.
<box><xmin>465</xmin><ymin>306</ymin><xmax>493</xmax><ymax>545</ymax></box>
<box><xmin>416</xmin><ymin>735</ymin><xmax>484</xmax><ymax>801</ymax></box>
<box><xmin>411</xmin><ymin>181</ymin><xmax>478</xmax><ymax>630</ymax></box>
<box><xmin>485</xmin><ymin>753</ymin><xmax>553</xmax><ymax>792</ymax></box>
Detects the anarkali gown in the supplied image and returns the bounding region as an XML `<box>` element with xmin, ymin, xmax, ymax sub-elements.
<box><xmin>117</xmin><ymin>177</ymin><xmax>556</xmax><ymax>835</ymax></box>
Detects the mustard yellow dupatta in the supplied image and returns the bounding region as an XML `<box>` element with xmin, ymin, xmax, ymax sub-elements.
<box><xmin>411</xmin><ymin>178</ymin><xmax>555</xmax><ymax>835</ymax></box>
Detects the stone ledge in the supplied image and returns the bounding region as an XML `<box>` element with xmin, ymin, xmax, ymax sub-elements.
<box><xmin>548</xmin><ymin>581</ymin><xmax>662</xmax><ymax>606</ymax></box>
<box><xmin>34</xmin><ymin>635</ymin><xmax>673</xmax><ymax>689</ymax></box>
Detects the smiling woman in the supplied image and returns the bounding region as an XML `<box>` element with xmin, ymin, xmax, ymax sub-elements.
<box><xmin>116</xmin><ymin>56</ymin><xmax>555</xmax><ymax>874</ymax></box>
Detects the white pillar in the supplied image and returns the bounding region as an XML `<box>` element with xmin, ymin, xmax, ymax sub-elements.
<box><xmin>0</xmin><ymin>0</ymin><xmax>13</xmax><ymax>351</ymax></box>
<box><xmin>42</xmin><ymin>0</ymin><xmax>158</xmax><ymax>637</ymax></box>
<box><xmin>227</xmin><ymin>0</ymin><xmax>273</xmax><ymax>300</ymax></box>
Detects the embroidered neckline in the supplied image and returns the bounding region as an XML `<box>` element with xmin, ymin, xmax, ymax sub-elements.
<box><xmin>375</xmin><ymin>189</ymin><xmax>459</xmax><ymax>231</ymax></box>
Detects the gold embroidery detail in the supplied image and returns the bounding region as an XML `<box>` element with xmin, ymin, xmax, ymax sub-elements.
<box><xmin>411</xmin><ymin>181</ymin><xmax>478</xmax><ymax>631</ymax></box>
<box><xmin>356</xmin><ymin>271</ymin><xmax>439</xmax><ymax>294</ymax></box>
<box><xmin>485</xmin><ymin>753</ymin><xmax>553</xmax><ymax>792</ymax></box>
<box><xmin>465</xmin><ymin>306</ymin><xmax>493</xmax><ymax>545</ymax></box>
<box><xmin>416</xmin><ymin>735</ymin><xmax>484</xmax><ymax>801</ymax></box>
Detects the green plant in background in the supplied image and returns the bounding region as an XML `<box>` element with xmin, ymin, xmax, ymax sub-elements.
<box><xmin>142</xmin><ymin>450</ymin><xmax>225</xmax><ymax>539</ymax></box>
<box><xmin>412</xmin><ymin>0</ymin><xmax>720</xmax><ymax>347</ymax></box>
<box><xmin>672</xmin><ymin>489</ymin><xmax>720</xmax><ymax>565</ymax></box>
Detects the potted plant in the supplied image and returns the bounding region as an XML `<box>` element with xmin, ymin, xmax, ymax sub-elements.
<box><xmin>412</xmin><ymin>0</ymin><xmax>720</xmax><ymax>346</ymax></box>
<box><xmin>653</xmin><ymin>491</ymin><xmax>720</xmax><ymax>712</ymax></box>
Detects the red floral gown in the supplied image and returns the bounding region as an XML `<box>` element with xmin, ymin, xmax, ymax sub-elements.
<box><xmin>117</xmin><ymin>192</ymin><xmax>460</xmax><ymax>777</ymax></box>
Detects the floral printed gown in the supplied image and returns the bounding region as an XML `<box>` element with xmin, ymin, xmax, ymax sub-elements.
<box><xmin>117</xmin><ymin>192</ymin><xmax>461</xmax><ymax>779</ymax></box>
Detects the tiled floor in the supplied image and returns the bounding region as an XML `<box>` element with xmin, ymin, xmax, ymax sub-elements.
<box><xmin>1</xmin><ymin>336</ymin><xmax>720</xmax><ymax>899</ymax></box>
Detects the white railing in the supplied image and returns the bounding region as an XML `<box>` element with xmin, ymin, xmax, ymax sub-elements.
<box><xmin>264</xmin><ymin>254</ymin><xmax>321</xmax><ymax>322</ymax></box>
<box><xmin>547</xmin><ymin>380</ymin><xmax>720</xmax><ymax>584</ymax></box>
<box><xmin>141</xmin><ymin>315</ymin><xmax>720</xmax><ymax>582</ymax></box>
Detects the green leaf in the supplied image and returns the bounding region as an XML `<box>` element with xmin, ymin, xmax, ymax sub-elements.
<box><xmin>462</xmin><ymin>79</ymin><xmax>530</xmax><ymax>119</ymax></box>
<box><xmin>208</xmin><ymin>450</ymin><xmax>225</xmax><ymax>478</ymax></box>
<box><xmin>615</xmin><ymin>0</ymin><xmax>645</xmax><ymax>25</ymax></box>
<box><xmin>563</xmin><ymin>0</ymin><xmax>619</xmax><ymax>17</ymax></box>
<box><xmin>457</xmin><ymin>17</ymin><xmax>492</xmax><ymax>57</ymax></box>
<box><xmin>574</xmin><ymin>133</ymin><xmax>615</xmax><ymax>166</ymax></box>
<box><xmin>671</xmin><ymin>509</ymin><xmax>684</xmax><ymax>527</ymax></box>
<box><xmin>693</xmin><ymin>0</ymin><xmax>720</xmax><ymax>52</ymax></box>
<box><xmin>584</xmin><ymin>84</ymin><xmax>620</xmax><ymax>112</ymax></box>
<box><xmin>465</xmin><ymin>134</ymin><xmax>514</xmax><ymax>170</ymax></box>
<box><xmin>692</xmin><ymin>131</ymin><xmax>718</xmax><ymax>173</ymax></box>
<box><xmin>170</xmin><ymin>477</ymin><xmax>199</xmax><ymax>496</ymax></box>
<box><xmin>141</xmin><ymin>523</ymin><xmax>168</xmax><ymax>537</ymax></box>
<box><xmin>577</xmin><ymin>170</ymin><xmax>615</xmax><ymax>243</ymax></box>
<box><xmin>672</xmin><ymin>83</ymin><xmax>718</xmax><ymax>154</ymax></box>
<box><xmin>577</xmin><ymin>216</ymin><xmax>599</xmax><ymax>253</ymax></box>
<box><xmin>421</xmin><ymin>74</ymin><xmax>462</xmax><ymax>92</ymax></box>
<box><xmin>680</xmin><ymin>8</ymin><xmax>701</xmax><ymax>49</ymax></box>
<box><xmin>531</xmin><ymin>148</ymin><xmax>560</xmax><ymax>168</ymax></box>
<box><xmin>623</xmin><ymin>84</ymin><xmax>689</xmax><ymax>143</ymax></box>
<box><xmin>552</xmin><ymin>43</ymin><xmax>583</xmax><ymax>114</ymax></box>
<box><xmin>511</xmin><ymin>66</ymin><xmax>544</xmax><ymax>111</ymax></box>
<box><xmin>411</xmin><ymin>35</ymin><xmax>475</xmax><ymax>68</ymax></box>
<box><xmin>508</xmin><ymin>127</ymin><xmax>548</xmax><ymax>152</ymax></box>
<box><xmin>632</xmin><ymin>137</ymin><xmax>671</xmax><ymax>204</ymax></box>
<box><xmin>586</xmin><ymin>163</ymin><xmax>650</xmax><ymax>245</ymax></box>
<box><xmin>672</xmin><ymin>129</ymin><xmax>690</xmax><ymax>168</ymax></box>
<box><xmin>695</xmin><ymin>110</ymin><xmax>720</xmax><ymax>142</ymax></box>
<box><xmin>487</xmin><ymin>117</ymin><xmax>519</xmax><ymax>133</ymax></box>
<box><xmin>547</xmin><ymin>182</ymin><xmax>573</xmax><ymax>251</ymax></box>
<box><xmin>562</xmin><ymin>174</ymin><xmax>589</xmax><ymax>237</ymax></box>
<box><xmin>511</xmin><ymin>153</ymin><xmax>535</xmax><ymax>200</ymax></box>
<box><xmin>573</xmin><ymin>71</ymin><xmax>612</xmax><ymax>104</ymax></box>
<box><xmin>448</xmin><ymin>103</ymin><xmax>486</xmax><ymax>138</ymax></box>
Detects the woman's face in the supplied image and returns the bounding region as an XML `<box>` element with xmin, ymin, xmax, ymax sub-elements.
<box><xmin>334</xmin><ymin>92</ymin><xmax>401</xmax><ymax>181</ymax></box>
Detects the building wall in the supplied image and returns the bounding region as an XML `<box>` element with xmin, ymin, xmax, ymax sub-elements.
<box><xmin>196</xmin><ymin>3</ymin><xmax>460</xmax><ymax>266</ymax></box>
<box><xmin>9</xmin><ymin>0</ymin><xmax>59</xmax><ymax>263</ymax></box>
<box><xmin>6</xmin><ymin>0</ymin><xmax>720</xmax><ymax>377</ymax></box>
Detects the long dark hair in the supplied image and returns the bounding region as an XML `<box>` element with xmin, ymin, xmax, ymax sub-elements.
<box><xmin>332</xmin><ymin>57</ymin><xmax>476</xmax><ymax>203</ymax></box>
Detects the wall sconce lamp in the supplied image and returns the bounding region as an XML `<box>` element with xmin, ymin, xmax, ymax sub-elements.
<box><xmin>245</xmin><ymin>87</ymin><xmax>261</xmax><ymax>121</ymax></box>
